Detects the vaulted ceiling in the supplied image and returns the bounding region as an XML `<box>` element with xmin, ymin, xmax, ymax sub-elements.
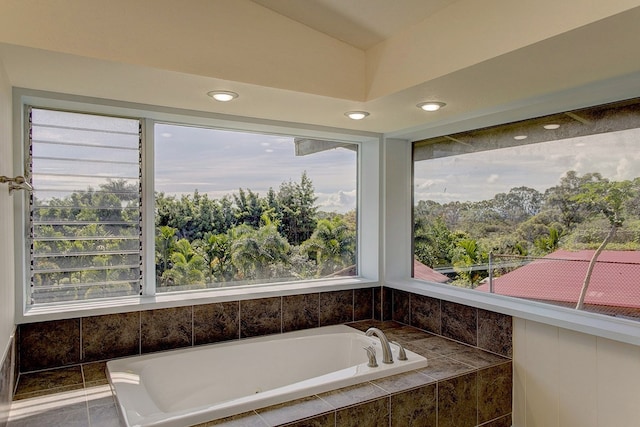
<box><xmin>1</xmin><ymin>0</ymin><xmax>640</xmax><ymax>139</ymax></box>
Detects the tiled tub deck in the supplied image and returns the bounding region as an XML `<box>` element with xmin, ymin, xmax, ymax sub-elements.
<box><xmin>8</xmin><ymin>320</ymin><xmax>512</xmax><ymax>427</ymax></box>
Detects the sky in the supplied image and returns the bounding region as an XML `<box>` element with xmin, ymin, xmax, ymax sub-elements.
<box><xmin>32</xmin><ymin>108</ymin><xmax>639</xmax><ymax>212</ymax></box>
<box><xmin>154</xmin><ymin>124</ymin><xmax>358</xmax><ymax>213</ymax></box>
<box><xmin>414</xmin><ymin>128</ymin><xmax>640</xmax><ymax>204</ymax></box>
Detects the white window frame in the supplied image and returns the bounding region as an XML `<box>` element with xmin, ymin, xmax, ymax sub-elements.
<box><xmin>13</xmin><ymin>89</ymin><xmax>381</xmax><ymax>323</ymax></box>
<box><xmin>384</xmin><ymin>89</ymin><xmax>640</xmax><ymax>347</ymax></box>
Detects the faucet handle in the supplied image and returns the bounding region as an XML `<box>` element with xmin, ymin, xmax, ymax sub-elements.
<box><xmin>391</xmin><ymin>341</ymin><xmax>408</xmax><ymax>361</ymax></box>
<box><xmin>363</xmin><ymin>346</ymin><xmax>378</xmax><ymax>367</ymax></box>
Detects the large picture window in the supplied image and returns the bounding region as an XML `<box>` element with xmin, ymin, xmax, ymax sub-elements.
<box><xmin>25</xmin><ymin>108</ymin><xmax>358</xmax><ymax>304</ymax></box>
<box><xmin>154</xmin><ymin>124</ymin><xmax>358</xmax><ymax>292</ymax></box>
<box><xmin>413</xmin><ymin>98</ymin><xmax>640</xmax><ymax>320</ymax></box>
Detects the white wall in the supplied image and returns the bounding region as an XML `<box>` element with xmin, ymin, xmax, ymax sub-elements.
<box><xmin>513</xmin><ymin>318</ymin><xmax>640</xmax><ymax>427</ymax></box>
<box><xmin>0</xmin><ymin>57</ymin><xmax>14</xmax><ymax>362</ymax></box>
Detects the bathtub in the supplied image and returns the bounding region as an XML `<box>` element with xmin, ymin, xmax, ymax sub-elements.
<box><xmin>107</xmin><ymin>324</ymin><xmax>428</xmax><ymax>427</ymax></box>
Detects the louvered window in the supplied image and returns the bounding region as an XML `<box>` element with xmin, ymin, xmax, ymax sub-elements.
<box><xmin>28</xmin><ymin>108</ymin><xmax>142</xmax><ymax>304</ymax></box>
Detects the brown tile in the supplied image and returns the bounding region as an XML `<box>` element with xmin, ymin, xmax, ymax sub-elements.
<box><xmin>383</xmin><ymin>325</ymin><xmax>432</xmax><ymax>344</ymax></box>
<box><xmin>354</xmin><ymin>288</ymin><xmax>373</xmax><ymax>321</ymax></box>
<box><xmin>374</xmin><ymin>287</ymin><xmax>392</xmax><ymax>321</ymax></box>
<box><xmin>194</xmin><ymin>301</ymin><xmax>240</xmax><ymax>345</ymax></box>
<box><xmin>335</xmin><ymin>396</ymin><xmax>389</xmax><ymax>427</ymax></box>
<box><xmin>390</xmin><ymin>383</ymin><xmax>437</xmax><ymax>427</ymax></box>
<box><xmin>410</xmin><ymin>294</ymin><xmax>441</xmax><ymax>335</ymax></box>
<box><xmin>19</xmin><ymin>319</ymin><xmax>80</xmax><ymax>372</ymax></box>
<box><xmin>478</xmin><ymin>413</ymin><xmax>512</xmax><ymax>427</ymax></box>
<box><xmin>82</xmin><ymin>362</ymin><xmax>108</xmax><ymax>387</ymax></box>
<box><xmin>255</xmin><ymin>395</ymin><xmax>334</xmax><ymax>426</ymax></box>
<box><xmin>14</xmin><ymin>366</ymin><xmax>83</xmax><ymax>399</ymax></box>
<box><xmin>447</xmin><ymin>347</ymin><xmax>508</xmax><ymax>369</ymax></box>
<box><xmin>477</xmin><ymin>362</ymin><xmax>512</xmax><ymax>424</ymax></box>
<box><xmin>391</xmin><ymin>289</ymin><xmax>410</xmax><ymax>324</ymax></box>
<box><xmin>141</xmin><ymin>306</ymin><xmax>193</xmax><ymax>353</ymax></box>
<box><xmin>371</xmin><ymin>370</ymin><xmax>435</xmax><ymax>394</ymax></box>
<box><xmin>477</xmin><ymin>309</ymin><xmax>512</xmax><ymax>358</ymax></box>
<box><xmin>82</xmin><ymin>312</ymin><xmax>140</xmax><ymax>362</ymax></box>
<box><xmin>193</xmin><ymin>411</ymin><xmax>268</xmax><ymax>426</ymax></box>
<box><xmin>240</xmin><ymin>297</ymin><xmax>282</xmax><ymax>338</ymax></box>
<box><xmin>441</xmin><ymin>301</ymin><xmax>477</xmax><ymax>346</ymax></box>
<box><xmin>319</xmin><ymin>290</ymin><xmax>353</xmax><ymax>326</ymax></box>
<box><xmin>282</xmin><ymin>412</ymin><xmax>335</xmax><ymax>427</ymax></box>
<box><xmin>282</xmin><ymin>294</ymin><xmax>319</xmax><ymax>333</ymax></box>
<box><xmin>318</xmin><ymin>382</ymin><xmax>388</xmax><ymax>409</ymax></box>
<box><xmin>437</xmin><ymin>371</ymin><xmax>478</xmax><ymax>427</ymax></box>
<box><xmin>418</xmin><ymin>356</ymin><xmax>475</xmax><ymax>381</ymax></box>
<box><xmin>404</xmin><ymin>335</ymin><xmax>471</xmax><ymax>358</ymax></box>
<box><xmin>345</xmin><ymin>320</ymin><xmax>392</xmax><ymax>333</ymax></box>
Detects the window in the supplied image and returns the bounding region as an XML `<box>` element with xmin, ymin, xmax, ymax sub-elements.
<box><xmin>24</xmin><ymin>107</ymin><xmax>359</xmax><ymax>305</ymax></box>
<box><xmin>28</xmin><ymin>108</ymin><xmax>142</xmax><ymax>304</ymax></box>
<box><xmin>413</xmin><ymin>98</ymin><xmax>640</xmax><ymax>320</ymax></box>
<box><xmin>154</xmin><ymin>124</ymin><xmax>358</xmax><ymax>292</ymax></box>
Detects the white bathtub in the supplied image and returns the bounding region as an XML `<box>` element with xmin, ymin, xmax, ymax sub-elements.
<box><xmin>107</xmin><ymin>324</ymin><xmax>428</xmax><ymax>427</ymax></box>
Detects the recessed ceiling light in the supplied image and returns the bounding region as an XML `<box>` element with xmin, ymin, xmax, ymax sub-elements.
<box><xmin>344</xmin><ymin>111</ymin><xmax>370</xmax><ymax>120</ymax></box>
<box><xmin>207</xmin><ymin>91</ymin><xmax>239</xmax><ymax>102</ymax></box>
<box><xmin>543</xmin><ymin>124</ymin><xmax>560</xmax><ymax>130</ymax></box>
<box><xmin>514</xmin><ymin>135</ymin><xmax>528</xmax><ymax>140</ymax></box>
<box><xmin>417</xmin><ymin>101</ymin><xmax>446</xmax><ymax>112</ymax></box>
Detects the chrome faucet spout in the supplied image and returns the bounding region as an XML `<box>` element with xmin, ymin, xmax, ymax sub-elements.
<box><xmin>365</xmin><ymin>327</ymin><xmax>393</xmax><ymax>364</ymax></box>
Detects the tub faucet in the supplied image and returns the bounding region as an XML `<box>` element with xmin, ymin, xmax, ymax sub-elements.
<box><xmin>365</xmin><ymin>327</ymin><xmax>393</xmax><ymax>364</ymax></box>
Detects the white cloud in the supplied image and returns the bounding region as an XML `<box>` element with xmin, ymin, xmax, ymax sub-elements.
<box><xmin>487</xmin><ymin>174</ymin><xmax>499</xmax><ymax>184</ymax></box>
<box><xmin>317</xmin><ymin>190</ymin><xmax>356</xmax><ymax>213</ymax></box>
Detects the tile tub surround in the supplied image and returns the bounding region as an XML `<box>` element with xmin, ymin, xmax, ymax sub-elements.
<box><xmin>17</xmin><ymin>288</ymin><xmax>376</xmax><ymax>373</ymax></box>
<box><xmin>12</xmin><ymin>287</ymin><xmax>513</xmax><ymax>425</ymax></box>
<box><xmin>393</xmin><ymin>288</ymin><xmax>513</xmax><ymax>358</ymax></box>
<box><xmin>16</xmin><ymin>287</ymin><xmax>512</xmax><ymax>373</ymax></box>
<box><xmin>9</xmin><ymin>321</ymin><xmax>512</xmax><ymax>427</ymax></box>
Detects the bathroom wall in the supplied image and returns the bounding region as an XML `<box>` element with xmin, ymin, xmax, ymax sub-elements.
<box><xmin>0</xmin><ymin>55</ymin><xmax>16</xmax><ymax>427</ymax></box>
<box><xmin>16</xmin><ymin>286</ymin><xmax>513</xmax><ymax>370</ymax></box>
<box><xmin>512</xmin><ymin>318</ymin><xmax>640</xmax><ymax>427</ymax></box>
<box><xmin>17</xmin><ymin>289</ymin><xmax>376</xmax><ymax>372</ymax></box>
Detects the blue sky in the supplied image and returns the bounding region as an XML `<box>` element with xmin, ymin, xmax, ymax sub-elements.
<box><xmin>414</xmin><ymin>128</ymin><xmax>640</xmax><ymax>204</ymax></box>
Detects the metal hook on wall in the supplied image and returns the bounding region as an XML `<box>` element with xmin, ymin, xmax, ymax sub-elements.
<box><xmin>0</xmin><ymin>175</ymin><xmax>34</xmax><ymax>194</ymax></box>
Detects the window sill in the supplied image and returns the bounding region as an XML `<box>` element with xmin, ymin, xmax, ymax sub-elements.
<box><xmin>19</xmin><ymin>277</ymin><xmax>379</xmax><ymax>324</ymax></box>
<box><xmin>386</xmin><ymin>278</ymin><xmax>640</xmax><ymax>347</ymax></box>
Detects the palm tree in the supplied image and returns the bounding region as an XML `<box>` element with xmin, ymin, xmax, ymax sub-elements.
<box><xmin>161</xmin><ymin>239</ymin><xmax>206</xmax><ymax>286</ymax></box>
<box><xmin>230</xmin><ymin>224</ymin><xmax>290</xmax><ymax>280</ymax></box>
<box><xmin>303</xmin><ymin>217</ymin><xmax>355</xmax><ymax>276</ymax></box>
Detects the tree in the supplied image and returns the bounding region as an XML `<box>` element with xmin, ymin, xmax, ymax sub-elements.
<box><xmin>413</xmin><ymin>216</ymin><xmax>455</xmax><ymax>268</ymax></box>
<box><xmin>195</xmin><ymin>232</ymin><xmax>234</xmax><ymax>281</ymax></box>
<box><xmin>155</xmin><ymin>226</ymin><xmax>177</xmax><ymax>278</ymax></box>
<box><xmin>302</xmin><ymin>217</ymin><xmax>356</xmax><ymax>276</ymax></box>
<box><xmin>573</xmin><ymin>179</ymin><xmax>635</xmax><ymax>310</ymax></box>
<box><xmin>234</xmin><ymin>188</ymin><xmax>264</xmax><ymax>228</ymax></box>
<box><xmin>230</xmin><ymin>224</ymin><xmax>290</xmax><ymax>280</ymax></box>
<box><xmin>161</xmin><ymin>239</ymin><xmax>206</xmax><ymax>286</ymax></box>
<box><xmin>277</xmin><ymin>172</ymin><xmax>318</xmax><ymax>245</ymax></box>
<box><xmin>543</xmin><ymin>171</ymin><xmax>603</xmax><ymax>229</ymax></box>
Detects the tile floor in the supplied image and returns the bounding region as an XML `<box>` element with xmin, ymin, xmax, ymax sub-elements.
<box><xmin>8</xmin><ymin>362</ymin><xmax>120</xmax><ymax>427</ymax></box>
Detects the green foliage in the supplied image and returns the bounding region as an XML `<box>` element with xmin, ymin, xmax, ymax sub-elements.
<box><xmin>413</xmin><ymin>171</ymin><xmax>640</xmax><ymax>287</ymax></box>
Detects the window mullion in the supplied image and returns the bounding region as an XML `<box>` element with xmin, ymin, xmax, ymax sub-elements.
<box><xmin>141</xmin><ymin>118</ymin><xmax>156</xmax><ymax>296</ymax></box>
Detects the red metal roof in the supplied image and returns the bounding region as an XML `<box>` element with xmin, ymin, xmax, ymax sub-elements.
<box><xmin>476</xmin><ymin>250</ymin><xmax>640</xmax><ymax>309</ymax></box>
<box><xmin>413</xmin><ymin>259</ymin><xmax>450</xmax><ymax>283</ymax></box>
